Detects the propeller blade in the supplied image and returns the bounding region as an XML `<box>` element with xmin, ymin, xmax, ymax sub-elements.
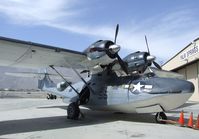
<box><xmin>153</xmin><ymin>61</ymin><xmax>162</xmax><ymax>70</ymax></box>
<box><xmin>145</xmin><ymin>35</ymin><xmax>150</xmax><ymax>54</ymax></box>
<box><xmin>145</xmin><ymin>35</ymin><xmax>161</xmax><ymax>70</ymax></box>
<box><xmin>115</xmin><ymin>53</ymin><xmax>128</xmax><ymax>74</ymax></box>
<box><xmin>114</xmin><ymin>24</ymin><xmax>119</xmax><ymax>44</ymax></box>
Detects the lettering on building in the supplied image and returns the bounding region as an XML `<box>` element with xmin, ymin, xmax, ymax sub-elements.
<box><xmin>180</xmin><ymin>43</ymin><xmax>198</xmax><ymax>60</ymax></box>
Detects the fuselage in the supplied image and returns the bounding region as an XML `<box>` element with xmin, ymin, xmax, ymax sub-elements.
<box><xmin>60</xmin><ymin>69</ymin><xmax>194</xmax><ymax>113</ymax></box>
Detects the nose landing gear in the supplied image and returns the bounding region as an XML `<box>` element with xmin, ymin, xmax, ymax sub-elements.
<box><xmin>155</xmin><ymin>112</ymin><xmax>167</xmax><ymax>124</ymax></box>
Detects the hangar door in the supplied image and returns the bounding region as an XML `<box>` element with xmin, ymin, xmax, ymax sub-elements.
<box><xmin>177</xmin><ymin>68</ymin><xmax>186</xmax><ymax>79</ymax></box>
<box><xmin>186</xmin><ymin>63</ymin><xmax>198</xmax><ymax>101</ymax></box>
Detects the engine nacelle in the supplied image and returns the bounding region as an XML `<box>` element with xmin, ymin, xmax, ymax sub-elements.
<box><xmin>57</xmin><ymin>82</ymin><xmax>68</xmax><ymax>92</ymax></box>
<box><xmin>84</xmin><ymin>40</ymin><xmax>120</xmax><ymax>60</ymax></box>
<box><xmin>123</xmin><ymin>52</ymin><xmax>150</xmax><ymax>73</ymax></box>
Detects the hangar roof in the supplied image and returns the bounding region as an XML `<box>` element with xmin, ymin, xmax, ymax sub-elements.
<box><xmin>162</xmin><ymin>37</ymin><xmax>199</xmax><ymax>71</ymax></box>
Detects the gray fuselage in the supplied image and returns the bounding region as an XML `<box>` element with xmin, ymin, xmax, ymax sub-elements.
<box><xmin>59</xmin><ymin>70</ymin><xmax>194</xmax><ymax>113</ymax></box>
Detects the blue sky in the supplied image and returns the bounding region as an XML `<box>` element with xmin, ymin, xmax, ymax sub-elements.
<box><xmin>0</xmin><ymin>0</ymin><xmax>199</xmax><ymax>64</ymax></box>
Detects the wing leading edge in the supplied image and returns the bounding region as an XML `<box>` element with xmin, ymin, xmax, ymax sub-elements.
<box><xmin>0</xmin><ymin>36</ymin><xmax>87</xmax><ymax>69</ymax></box>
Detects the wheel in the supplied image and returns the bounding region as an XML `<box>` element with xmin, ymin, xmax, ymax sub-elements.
<box><xmin>49</xmin><ymin>94</ymin><xmax>56</xmax><ymax>99</ymax></box>
<box><xmin>67</xmin><ymin>102</ymin><xmax>80</xmax><ymax>120</ymax></box>
<box><xmin>155</xmin><ymin>112</ymin><xmax>167</xmax><ymax>124</ymax></box>
<box><xmin>47</xmin><ymin>94</ymin><xmax>50</xmax><ymax>99</ymax></box>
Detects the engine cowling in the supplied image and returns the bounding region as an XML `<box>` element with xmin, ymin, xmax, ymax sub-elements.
<box><xmin>57</xmin><ymin>82</ymin><xmax>68</xmax><ymax>92</ymax></box>
<box><xmin>123</xmin><ymin>52</ymin><xmax>154</xmax><ymax>73</ymax></box>
<box><xmin>84</xmin><ymin>40</ymin><xmax>120</xmax><ymax>60</ymax></box>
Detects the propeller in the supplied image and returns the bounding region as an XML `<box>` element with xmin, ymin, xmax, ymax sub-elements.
<box><xmin>145</xmin><ymin>35</ymin><xmax>150</xmax><ymax>54</ymax></box>
<box><xmin>113</xmin><ymin>24</ymin><xmax>129</xmax><ymax>74</ymax></box>
<box><xmin>93</xmin><ymin>24</ymin><xmax>120</xmax><ymax>53</ymax></box>
<box><xmin>115</xmin><ymin>53</ymin><xmax>129</xmax><ymax>74</ymax></box>
<box><xmin>144</xmin><ymin>35</ymin><xmax>162</xmax><ymax>70</ymax></box>
<box><xmin>153</xmin><ymin>61</ymin><xmax>162</xmax><ymax>70</ymax></box>
<box><xmin>114</xmin><ymin>24</ymin><xmax>119</xmax><ymax>43</ymax></box>
<box><xmin>89</xmin><ymin>24</ymin><xmax>128</xmax><ymax>74</ymax></box>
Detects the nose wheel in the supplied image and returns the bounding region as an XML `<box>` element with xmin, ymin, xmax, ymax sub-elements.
<box><xmin>155</xmin><ymin>112</ymin><xmax>167</xmax><ymax>124</ymax></box>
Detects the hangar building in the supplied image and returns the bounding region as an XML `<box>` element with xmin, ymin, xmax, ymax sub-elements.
<box><xmin>162</xmin><ymin>37</ymin><xmax>199</xmax><ymax>101</ymax></box>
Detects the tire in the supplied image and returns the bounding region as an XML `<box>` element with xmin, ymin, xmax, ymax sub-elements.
<box><xmin>50</xmin><ymin>94</ymin><xmax>54</xmax><ymax>99</ymax></box>
<box><xmin>155</xmin><ymin>112</ymin><xmax>167</xmax><ymax>124</ymax></box>
<box><xmin>67</xmin><ymin>102</ymin><xmax>80</xmax><ymax>120</ymax></box>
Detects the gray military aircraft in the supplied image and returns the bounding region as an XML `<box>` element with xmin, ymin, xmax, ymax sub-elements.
<box><xmin>0</xmin><ymin>25</ymin><xmax>194</xmax><ymax>123</ymax></box>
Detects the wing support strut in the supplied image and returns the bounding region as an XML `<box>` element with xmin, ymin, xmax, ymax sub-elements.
<box><xmin>49</xmin><ymin>65</ymin><xmax>80</xmax><ymax>95</ymax></box>
<box><xmin>71</xmin><ymin>68</ymin><xmax>95</xmax><ymax>94</ymax></box>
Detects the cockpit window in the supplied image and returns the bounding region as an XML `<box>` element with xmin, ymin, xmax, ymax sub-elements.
<box><xmin>144</xmin><ymin>67</ymin><xmax>185</xmax><ymax>79</ymax></box>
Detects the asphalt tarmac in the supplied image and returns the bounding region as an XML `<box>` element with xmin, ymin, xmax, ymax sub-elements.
<box><xmin>0</xmin><ymin>98</ymin><xmax>199</xmax><ymax>139</ymax></box>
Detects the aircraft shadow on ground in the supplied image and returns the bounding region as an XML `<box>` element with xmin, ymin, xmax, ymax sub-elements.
<box><xmin>0</xmin><ymin>105</ymin><xmax>191</xmax><ymax>136</ymax></box>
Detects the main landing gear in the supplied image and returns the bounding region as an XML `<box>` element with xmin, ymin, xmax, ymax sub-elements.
<box><xmin>67</xmin><ymin>86</ymin><xmax>90</xmax><ymax>120</ymax></box>
<box><xmin>155</xmin><ymin>112</ymin><xmax>167</xmax><ymax>124</ymax></box>
<box><xmin>49</xmin><ymin>65</ymin><xmax>91</xmax><ymax>120</ymax></box>
<box><xmin>67</xmin><ymin>102</ymin><xmax>80</xmax><ymax>120</ymax></box>
<box><xmin>67</xmin><ymin>101</ymin><xmax>87</xmax><ymax>120</ymax></box>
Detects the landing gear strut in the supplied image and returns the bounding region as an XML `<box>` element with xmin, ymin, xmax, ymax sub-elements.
<box><xmin>155</xmin><ymin>112</ymin><xmax>167</xmax><ymax>124</ymax></box>
<box><xmin>67</xmin><ymin>86</ymin><xmax>90</xmax><ymax>120</ymax></box>
<box><xmin>50</xmin><ymin>65</ymin><xmax>90</xmax><ymax>120</ymax></box>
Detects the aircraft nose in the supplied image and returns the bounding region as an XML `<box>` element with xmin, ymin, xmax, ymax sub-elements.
<box><xmin>168</xmin><ymin>79</ymin><xmax>195</xmax><ymax>94</ymax></box>
<box><xmin>180</xmin><ymin>80</ymin><xmax>195</xmax><ymax>93</ymax></box>
<box><xmin>151</xmin><ymin>78</ymin><xmax>194</xmax><ymax>94</ymax></box>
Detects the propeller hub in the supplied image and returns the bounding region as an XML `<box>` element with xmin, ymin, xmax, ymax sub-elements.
<box><xmin>146</xmin><ymin>55</ymin><xmax>156</xmax><ymax>61</ymax></box>
<box><xmin>109</xmin><ymin>44</ymin><xmax>120</xmax><ymax>54</ymax></box>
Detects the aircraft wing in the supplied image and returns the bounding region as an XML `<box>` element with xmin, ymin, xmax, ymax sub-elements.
<box><xmin>0</xmin><ymin>36</ymin><xmax>87</xmax><ymax>69</ymax></box>
<box><xmin>5</xmin><ymin>71</ymin><xmax>72</xmax><ymax>80</ymax></box>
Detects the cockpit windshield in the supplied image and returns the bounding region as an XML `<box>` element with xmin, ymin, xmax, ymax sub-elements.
<box><xmin>144</xmin><ymin>67</ymin><xmax>185</xmax><ymax>79</ymax></box>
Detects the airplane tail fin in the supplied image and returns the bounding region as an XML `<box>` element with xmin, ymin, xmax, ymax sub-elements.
<box><xmin>5</xmin><ymin>70</ymin><xmax>71</xmax><ymax>98</ymax></box>
<box><xmin>38</xmin><ymin>74</ymin><xmax>56</xmax><ymax>90</ymax></box>
<box><xmin>5</xmin><ymin>71</ymin><xmax>58</xmax><ymax>90</ymax></box>
<box><xmin>5</xmin><ymin>70</ymin><xmax>71</xmax><ymax>90</ymax></box>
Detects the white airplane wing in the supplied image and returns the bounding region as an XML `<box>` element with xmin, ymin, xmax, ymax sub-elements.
<box><xmin>0</xmin><ymin>36</ymin><xmax>87</xmax><ymax>69</ymax></box>
<box><xmin>5</xmin><ymin>72</ymin><xmax>71</xmax><ymax>80</ymax></box>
